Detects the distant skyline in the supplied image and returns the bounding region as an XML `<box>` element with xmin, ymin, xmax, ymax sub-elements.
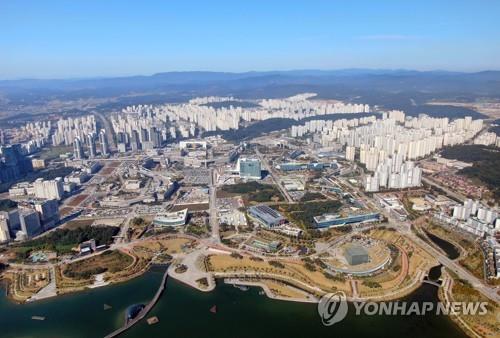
<box><xmin>1</xmin><ymin>0</ymin><xmax>499</xmax><ymax>79</ymax></box>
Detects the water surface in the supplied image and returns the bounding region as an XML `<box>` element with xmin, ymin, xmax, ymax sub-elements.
<box><xmin>425</xmin><ymin>231</ymin><xmax>460</xmax><ymax>259</ymax></box>
<box><xmin>0</xmin><ymin>267</ymin><xmax>467</xmax><ymax>338</ymax></box>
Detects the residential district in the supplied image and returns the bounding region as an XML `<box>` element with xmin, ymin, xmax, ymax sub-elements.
<box><xmin>0</xmin><ymin>94</ymin><xmax>498</xmax><ymax>337</ymax></box>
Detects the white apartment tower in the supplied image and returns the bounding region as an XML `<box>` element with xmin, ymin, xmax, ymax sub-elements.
<box><xmin>345</xmin><ymin>146</ymin><xmax>355</xmax><ymax>161</ymax></box>
<box><xmin>33</xmin><ymin>178</ymin><xmax>64</xmax><ymax>200</ymax></box>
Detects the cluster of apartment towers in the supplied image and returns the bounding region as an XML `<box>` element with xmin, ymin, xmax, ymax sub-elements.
<box><xmin>287</xmin><ymin>110</ymin><xmax>483</xmax><ymax>193</ymax></box>
<box><xmin>111</xmin><ymin>94</ymin><xmax>369</xmax><ymax>145</ymax></box>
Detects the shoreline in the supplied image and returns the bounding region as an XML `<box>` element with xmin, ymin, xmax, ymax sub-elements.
<box><xmin>222</xmin><ymin>277</ymin><xmax>318</xmax><ymax>303</ymax></box>
<box><xmin>437</xmin><ymin>271</ymin><xmax>498</xmax><ymax>338</ymax></box>
<box><xmin>0</xmin><ymin>260</ymin><xmax>162</xmax><ymax>304</ymax></box>
<box><xmin>1</xmin><ymin>265</ymin><xmax>483</xmax><ymax>338</ymax></box>
<box><xmin>167</xmin><ymin>268</ymin><xmax>428</xmax><ymax>304</ymax></box>
<box><xmin>2</xmin><ymin>263</ymin><xmax>427</xmax><ymax>305</ymax></box>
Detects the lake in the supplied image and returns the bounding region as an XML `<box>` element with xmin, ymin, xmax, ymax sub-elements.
<box><xmin>0</xmin><ymin>267</ymin><xmax>467</xmax><ymax>338</ymax></box>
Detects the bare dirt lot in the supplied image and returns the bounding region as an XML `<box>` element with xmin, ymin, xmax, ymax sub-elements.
<box><xmin>67</xmin><ymin>194</ymin><xmax>88</xmax><ymax>207</ymax></box>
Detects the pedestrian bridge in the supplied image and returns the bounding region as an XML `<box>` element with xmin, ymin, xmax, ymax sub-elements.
<box><xmin>104</xmin><ymin>266</ymin><xmax>169</xmax><ymax>338</ymax></box>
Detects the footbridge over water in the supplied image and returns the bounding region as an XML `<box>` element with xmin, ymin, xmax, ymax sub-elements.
<box><xmin>104</xmin><ymin>266</ymin><xmax>169</xmax><ymax>338</ymax></box>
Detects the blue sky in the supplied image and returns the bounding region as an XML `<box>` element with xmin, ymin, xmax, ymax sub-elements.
<box><xmin>0</xmin><ymin>0</ymin><xmax>499</xmax><ymax>79</ymax></box>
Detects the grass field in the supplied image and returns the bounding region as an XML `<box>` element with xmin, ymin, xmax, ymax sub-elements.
<box><xmin>260</xmin><ymin>279</ymin><xmax>308</xmax><ymax>299</ymax></box>
<box><xmin>448</xmin><ymin>275</ymin><xmax>499</xmax><ymax>337</ymax></box>
<box><xmin>63</xmin><ymin>250</ymin><xmax>133</xmax><ymax>280</ymax></box>
<box><xmin>99</xmin><ymin>167</ymin><xmax>115</xmax><ymax>175</ymax></box>
<box><xmin>59</xmin><ymin>207</ymin><xmax>74</xmax><ymax>217</ymax></box>
<box><xmin>207</xmin><ymin>255</ymin><xmax>350</xmax><ymax>295</ymax></box>
<box><xmin>357</xmin><ymin>228</ymin><xmax>437</xmax><ymax>298</ymax></box>
<box><xmin>459</xmin><ymin>249</ymin><xmax>485</xmax><ymax>280</ymax></box>
<box><xmin>67</xmin><ymin>194</ymin><xmax>89</xmax><ymax>207</ymax></box>
<box><xmin>131</xmin><ymin>238</ymin><xmax>194</xmax><ymax>259</ymax></box>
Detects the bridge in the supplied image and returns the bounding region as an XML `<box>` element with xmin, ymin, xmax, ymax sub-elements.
<box><xmin>104</xmin><ymin>267</ymin><xmax>169</xmax><ymax>338</ymax></box>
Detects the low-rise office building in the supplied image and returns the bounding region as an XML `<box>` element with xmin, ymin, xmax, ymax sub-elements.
<box><xmin>313</xmin><ymin>212</ymin><xmax>380</xmax><ymax>229</ymax></box>
<box><xmin>153</xmin><ymin>208</ymin><xmax>188</xmax><ymax>227</ymax></box>
<box><xmin>248</xmin><ymin>205</ymin><xmax>286</xmax><ymax>228</ymax></box>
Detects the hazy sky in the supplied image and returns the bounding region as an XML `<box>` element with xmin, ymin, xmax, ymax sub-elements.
<box><xmin>1</xmin><ymin>0</ymin><xmax>499</xmax><ymax>79</ymax></box>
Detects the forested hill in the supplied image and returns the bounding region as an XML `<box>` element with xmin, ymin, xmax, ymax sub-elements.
<box><xmin>441</xmin><ymin>145</ymin><xmax>500</xmax><ymax>200</ymax></box>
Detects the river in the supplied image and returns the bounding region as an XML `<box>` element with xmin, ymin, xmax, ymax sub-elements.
<box><xmin>0</xmin><ymin>267</ymin><xmax>467</xmax><ymax>338</ymax></box>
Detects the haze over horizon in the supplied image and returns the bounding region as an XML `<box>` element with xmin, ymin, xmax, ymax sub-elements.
<box><xmin>1</xmin><ymin>0</ymin><xmax>499</xmax><ymax>79</ymax></box>
<box><xmin>3</xmin><ymin>68</ymin><xmax>500</xmax><ymax>82</ymax></box>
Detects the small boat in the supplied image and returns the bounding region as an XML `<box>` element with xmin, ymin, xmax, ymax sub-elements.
<box><xmin>233</xmin><ymin>284</ymin><xmax>249</xmax><ymax>291</ymax></box>
<box><xmin>258</xmin><ymin>290</ymin><xmax>265</xmax><ymax>296</ymax></box>
<box><xmin>147</xmin><ymin>316</ymin><xmax>159</xmax><ymax>325</ymax></box>
<box><xmin>103</xmin><ymin>304</ymin><xmax>112</xmax><ymax>310</ymax></box>
<box><xmin>210</xmin><ymin>305</ymin><xmax>217</xmax><ymax>314</ymax></box>
<box><xmin>31</xmin><ymin>316</ymin><xmax>45</xmax><ymax>321</ymax></box>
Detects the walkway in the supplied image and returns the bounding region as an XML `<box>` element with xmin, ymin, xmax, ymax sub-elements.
<box><xmin>168</xmin><ymin>250</ymin><xmax>216</xmax><ymax>292</ymax></box>
<box><xmin>104</xmin><ymin>267</ymin><xmax>169</xmax><ymax>338</ymax></box>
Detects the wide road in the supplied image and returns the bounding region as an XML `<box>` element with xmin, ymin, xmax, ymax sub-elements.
<box><xmin>94</xmin><ymin>111</ymin><xmax>116</xmax><ymax>150</ymax></box>
<box><xmin>406</xmin><ymin>228</ymin><xmax>499</xmax><ymax>303</ymax></box>
<box><xmin>209</xmin><ymin>168</ymin><xmax>220</xmax><ymax>244</ymax></box>
<box><xmin>381</xmin><ymin>213</ymin><xmax>499</xmax><ymax>303</ymax></box>
<box><xmin>255</xmin><ymin>147</ymin><xmax>293</xmax><ymax>203</ymax></box>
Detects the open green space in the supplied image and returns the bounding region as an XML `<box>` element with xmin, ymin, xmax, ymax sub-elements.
<box><xmin>63</xmin><ymin>250</ymin><xmax>133</xmax><ymax>279</ymax></box>
<box><xmin>11</xmin><ymin>226</ymin><xmax>119</xmax><ymax>259</ymax></box>
<box><xmin>221</xmin><ymin>181</ymin><xmax>284</xmax><ymax>202</ymax></box>
<box><xmin>300</xmin><ymin>192</ymin><xmax>326</xmax><ymax>202</ymax></box>
<box><xmin>274</xmin><ymin>200</ymin><xmax>342</xmax><ymax>228</ymax></box>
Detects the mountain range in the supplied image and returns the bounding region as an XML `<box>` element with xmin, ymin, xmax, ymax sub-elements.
<box><xmin>1</xmin><ymin>69</ymin><xmax>499</xmax><ymax>120</ymax></box>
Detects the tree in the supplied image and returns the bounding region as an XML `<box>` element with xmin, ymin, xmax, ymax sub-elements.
<box><xmin>131</xmin><ymin>217</ymin><xmax>145</xmax><ymax>226</ymax></box>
